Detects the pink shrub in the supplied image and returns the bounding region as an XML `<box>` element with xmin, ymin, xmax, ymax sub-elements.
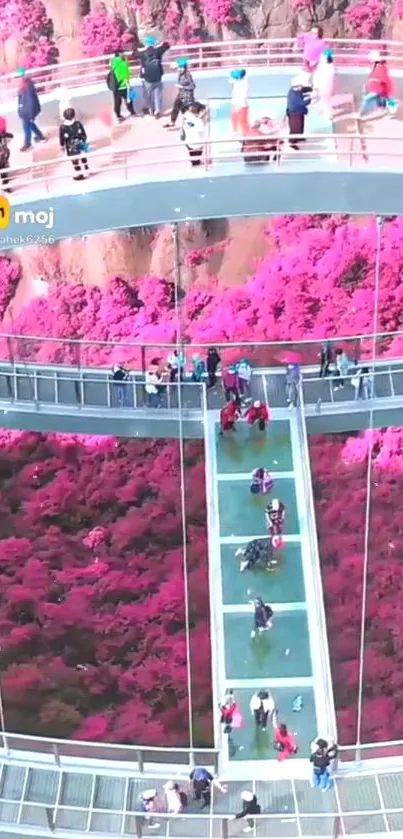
<box><xmin>201</xmin><ymin>0</ymin><xmax>233</xmax><ymax>23</ymax></box>
<box><xmin>80</xmin><ymin>4</ymin><xmax>133</xmax><ymax>57</ymax></box>
<box><xmin>0</xmin><ymin>255</ymin><xmax>20</xmax><ymax>320</ymax></box>
<box><xmin>0</xmin><ymin>431</ymin><xmax>212</xmax><ymax>745</ymax></box>
<box><xmin>345</xmin><ymin>0</ymin><xmax>385</xmax><ymax>36</ymax></box>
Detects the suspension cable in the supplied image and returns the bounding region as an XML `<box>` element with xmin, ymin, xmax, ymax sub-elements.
<box><xmin>356</xmin><ymin>215</ymin><xmax>384</xmax><ymax>751</ymax></box>
<box><xmin>172</xmin><ymin>223</ymin><xmax>194</xmax><ymax>752</ymax></box>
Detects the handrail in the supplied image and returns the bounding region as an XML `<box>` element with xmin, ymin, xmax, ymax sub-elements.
<box><xmin>296</xmin><ymin>381</ymin><xmax>337</xmax><ymax>741</ymax></box>
<box><xmin>4</xmin><ymin>132</ymin><xmax>403</xmax><ymax>200</ymax></box>
<box><xmin>1</xmin><ymin>36</ymin><xmax>403</xmax><ymax>98</ymax></box>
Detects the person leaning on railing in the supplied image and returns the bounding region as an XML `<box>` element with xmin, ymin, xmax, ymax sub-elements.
<box><xmin>134</xmin><ymin>35</ymin><xmax>170</xmax><ymax>119</ymax></box>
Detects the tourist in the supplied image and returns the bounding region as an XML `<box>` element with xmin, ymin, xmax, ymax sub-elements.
<box><xmin>206</xmin><ymin>347</ymin><xmax>221</xmax><ymax>388</ymax></box>
<box><xmin>241</xmin><ymin>117</ymin><xmax>283</xmax><ymax>164</ymax></box>
<box><xmin>190</xmin><ymin>766</ymin><xmax>226</xmax><ymax>809</ymax></box>
<box><xmin>163</xmin><ymin>781</ymin><xmax>187</xmax><ymax>814</ymax></box>
<box><xmin>222</xmin><ymin>365</ymin><xmax>240</xmax><ymax>404</ymax></box>
<box><xmin>191</xmin><ymin>353</ymin><xmax>205</xmax><ymax>382</ymax></box>
<box><xmin>0</xmin><ymin>126</ymin><xmax>13</xmax><ymax>192</ymax></box>
<box><xmin>59</xmin><ymin>108</ymin><xmax>89</xmax><ymax>181</ymax></box>
<box><xmin>296</xmin><ymin>25</ymin><xmax>326</xmax><ymax>76</ymax></box>
<box><xmin>319</xmin><ymin>341</ymin><xmax>333</xmax><ymax>377</ymax></box>
<box><xmin>109</xmin><ymin>49</ymin><xmax>135</xmax><ymax>122</ymax></box>
<box><xmin>250</xmin><ymin>597</ymin><xmax>273</xmax><ymax>638</ymax></box>
<box><xmin>165</xmin><ymin>58</ymin><xmax>196</xmax><ymax>128</ymax></box>
<box><xmin>352</xmin><ymin>366</ymin><xmax>374</xmax><ymax>400</ymax></box>
<box><xmin>286</xmin><ymin>76</ymin><xmax>312</xmax><ymax>150</ymax></box>
<box><xmin>236</xmin><ymin>358</ymin><xmax>252</xmax><ymax>400</ymax></box>
<box><xmin>136</xmin><ymin>35</ymin><xmax>170</xmax><ymax>118</ymax></box>
<box><xmin>285</xmin><ymin>362</ymin><xmax>301</xmax><ymax>407</ymax></box>
<box><xmin>230</xmin><ymin>69</ymin><xmax>249</xmax><ymax>135</ymax></box>
<box><xmin>250</xmin><ymin>689</ymin><xmax>275</xmax><ymax>730</ymax></box>
<box><xmin>334</xmin><ymin>348</ymin><xmax>351</xmax><ymax>388</ymax></box>
<box><xmin>139</xmin><ymin>789</ymin><xmax>160</xmax><ymax>829</ymax></box>
<box><xmin>310</xmin><ymin>738</ymin><xmax>338</xmax><ymax>790</ymax></box>
<box><xmin>265</xmin><ymin>499</ymin><xmax>285</xmax><ymax>537</ymax></box>
<box><xmin>359</xmin><ymin>51</ymin><xmax>394</xmax><ymax>118</ymax></box>
<box><xmin>273</xmin><ymin>713</ymin><xmax>298</xmax><ymax>761</ymax></box>
<box><xmin>166</xmin><ymin>348</ymin><xmax>186</xmax><ymax>382</ymax></box>
<box><xmin>111</xmin><ymin>363</ymin><xmax>130</xmax><ymax>406</ymax></box>
<box><xmin>145</xmin><ymin>365</ymin><xmax>162</xmax><ymax>408</ymax></box>
<box><xmin>314</xmin><ymin>49</ymin><xmax>335</xmax><ymax>121</ymax></box>
<box><xmin>17</xmin><ymin>67</ymin><xmax>46</xmax><ymax>152</ymax></box>
<box><xmin>245</xmin><ymin>400</ymin><xmax>269</xmax><ymax>431</ymax></box>
<box><xmin>219</xmin><ymin>689</ymin><xmax>236</xmax><ymax>734</ymax></box>
<box><xmin>233</xmin><ymin>790</ymin><xmax>261</xmax><ymax>833</ymax></box>
<box><xmin>220</xmin><ymin>400</ymin><xmax>240</xmax><ymax>434</ymax></box>
<box><xmin>250</xmin><ymin>467</ymin><xmax>273</xmax><ymax>495</ymax></box>
<box><xmin>238</xmin><ymin>537</ymin><xmax>278</xmax><ymax>572</ymax></box>
<box><xmin>181</xmin><ymin>102</ymin><xmax>207</xmax><ymax>166</ymax></box>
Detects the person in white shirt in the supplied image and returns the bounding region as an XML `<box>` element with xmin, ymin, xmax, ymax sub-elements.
<box><xmin>166</xmin><ymin>349</ymin><xmax>186</xmax><ymax>382</ymax></box>
<box><xmin>163</xmin><ymin>781</ymin><xmax>184</xmax><ymax>814</ymax></box>
<box><xmin>230</xmin><ymin>68</ymin><xmax>249</xmax><ymax>135</ymax></box>
<box><xmin>181</xmin><ymin>102</ymin><xmax>207</xmax><ymax>166</ymax></box>
<box><xmin>250</xmin><ymin>689</ymin><xmax>275</xmax><ymax>730</ymax></box>
<box><xmin>145</xmin><ymin>368</ymin><xmax>162</xmax><ymax>408</ymax></box>
<box><xmin>313</xmin><ymin>49</ymin><xmax>335</xmax><ymax>121</ymax></box>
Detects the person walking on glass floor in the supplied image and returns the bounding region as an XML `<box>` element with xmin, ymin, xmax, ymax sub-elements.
<box><xmin>17</xmin><ymin>68</ymin><xmax>46</xmax><ymax>152</ymax></box>
<box><xmin>233</xmin><ymin>790</ymin><xmax>261</xmax><ymax>833</ymax></box>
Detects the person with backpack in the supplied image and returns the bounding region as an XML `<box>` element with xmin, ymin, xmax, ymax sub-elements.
<box><xmin>135</xmin><ymin>35</ymin><xmax>170</xmax><ymax>118</ymax></box>
<box><xmin>206</xmin><ymin>346</ymin><xmax>221</xmax><ymax>388</ymax></box>
<box><xmin>17</xmin><ymin>67</ymin><xmax>46</xmax><ymax>152</ymax></box>
<box><xmin>250</xmin><ymin>689</ymin><xmax>275</xmax><ymax>730</ymax></box>
<box><xmin>59</xmin><ymin>107</ymin><xmax>89</xmax><ymax>181</ymax></box>
<box><xmin>165</xmin><ymin>58</ymin><xmax>196</xmax><ymax>128</ymax></box>
<box><xmin>251</xmin><ymin>597</ymin><xmax>273</xmax><ymax>638</ymax></box>
<box><xmin>189</xmin><ymin>766</ymin><xmax>226</xmax><ymax>809</ymax></box>
<box><xmin>0</xmin><ymin>124</ymin><xmax>13</xmax><ymax>192</ymax></box>
<box><xmin>233</xmin><ymin>790</ymin><xmax>261</xmax><ymax>833</ymax></box>
<box><xmin>310</xmin><ymin>738</ymin><xmax>338</xmax><ymax>790</ymax></box>
<box><xmin>108</xmin><ymin>50</ymin><xmax>135</xmax><ymax>122</ymax></box>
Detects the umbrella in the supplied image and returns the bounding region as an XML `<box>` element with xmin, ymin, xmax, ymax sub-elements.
<box><xmin>276</xmin><ymin>349</ymin><xmax>303</xmax><ymax>364</ymax></box>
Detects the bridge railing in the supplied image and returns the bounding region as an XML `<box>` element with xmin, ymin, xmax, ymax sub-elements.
<box><xmin>3</xmin><ymin>133</ymin><xmax>402</xmax><ymax>200</ymax></box>
<box><xmin>1</xmin><ymin>37</ymin><xmax>403</xmax><ymax>98</ymax></box>
<box><xmin>1</xmin><ymin>333</ymin><xmax>403</xmax><ymax>370</ymax></box>
<box><xmin>302</xmin><ymin>364</ymin><xmax>403</xmax><ymax>406</ymax></box>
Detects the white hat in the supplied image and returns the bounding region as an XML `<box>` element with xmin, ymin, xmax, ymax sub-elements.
<box><xmin>368</xmin><ymin>49</ymin><xmax>382</xmax><ymax>62</ymax></box>
<box><xmin>271</xmin><ymin>499</ymin><xmax>280</xmax><ymax>510</ymax></box>
<box><xmin>253</xmin><ymin>400</ymin><xmax>261</xmax><ymax>408</ymax></box>
<box><xmin>241</xmin><ymin>790</ymin><xmax>254</xmax><ymax>802</ymax></box>
<box><xmin>291</xmin><ymin>73</ymin><xmax>309</xmax><ymax>87</ymax></box>
<box><xmin>142</xmin><ymin>789</ymin><xmax>157</xmax><ymax>800</ymax></box>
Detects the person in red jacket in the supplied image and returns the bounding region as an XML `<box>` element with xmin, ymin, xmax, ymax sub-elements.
<box><xmin>246</xmin><ymin>400</ymin><xmax>269</xmax><ymax>431</ymax></box>
<box><xmin>273</xmin><ymin>718</ymin><xmax>298</xmax><ymax>761</ymax></box>
<box><xmin>359</xmin><ymin>51</ymin><xmax>393</xmax><ymax>117</ymax></box>
<box><xmin>220</xmin><ymin>400</ymin><xmax>240</xmax><ymax>434</ymax></box>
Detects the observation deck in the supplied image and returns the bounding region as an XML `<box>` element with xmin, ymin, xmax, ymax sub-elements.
<box><xmin>2</xmin><ymin>38</ymin><xmax>403</xmax><ymax>240</ymax></box>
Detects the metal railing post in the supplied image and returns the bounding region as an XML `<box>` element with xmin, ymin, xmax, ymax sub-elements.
<box><xmin>221</xmin><ymin>817</ymin><xmax>229</xmax><ymax>839</ymax></box>
<box><xmin>136</xmin><ymin>749</ymin><xmax>144</xmax><ymax>773</ymax></box>
<box><xmin>53</xmin><ymin>744</ymin><xmax>60</xmax><ymax>767</ymax></box>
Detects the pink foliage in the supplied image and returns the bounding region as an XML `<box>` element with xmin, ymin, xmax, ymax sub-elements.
<box><xmin>0</xmin><ymin>0</ymin><xmax>57</xmax><ymax>69</ymax></box>
<box><xmin>0</xmin><ymin>431</ymin><xmax>212</xmax><ymax>745</ymax></box>
<box><xmin>0</xmin><ymin>255</ymin><xmax>20</xmax><ymax>320</ymax></box>
<box><xmin>80</xmin><ymin>3</ymin><xmax>133</xmax><ymax>57</ymax></box>
<box><xmin>344</xmin><ymin>0</ymin><xmax>385</xmax><ymax>36</ymax></box>
<box><xmin>201</xmin><ymin>0</ymin><xmax>233</xmax><ymax>23</ymax></box>
<box><xmin>310</xmin><ymin>427</ymin><xmax>403</xmax><ymax>744</ymax></box>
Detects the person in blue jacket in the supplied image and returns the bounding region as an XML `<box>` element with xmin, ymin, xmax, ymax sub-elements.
<box><xmin>17</xmin><ymin>68</ymin><xmax>46</xmax><ymax>151</ymax></box>
<box><xmin>286</xmin><ymin>75</ymin><xmax>312</xmax><ymax>150</ymax></box>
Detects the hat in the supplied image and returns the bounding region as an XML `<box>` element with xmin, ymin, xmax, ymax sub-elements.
<box><xmin>144</xmin><ymin>35</ymin><xmax>157</xmax><ymax>46</ymax></box>
<box><xmin>241</xmin><ymin>791</ymin><xmax>254</xmax><ymax>802</ymax></box>
<box><xmin>142</xmin><ymin>789</ymin><xmax>157</xmax><ymax>801</ymax></box>
<box><xmin>192</xmin><ymin>353</ymin><xmax>201</xmax><ymax>361</ymax></box>
<box><xmin>291</xmin><ymin>74</ymin><xmax>309</xmax><ymax>87</ymax></box>
<box><xmin>368</xmin><ymin>49</ymin><xmax>382</xmax><ymax>62</ymax></box>
<box><xmin>323</xmin><ymin>48</ymin><xmax>334</xmax><ymax>59</ymax></box>
<box><xmin>231</xmin><ymin>68</ymin><xmax>245</xmax><ymax>80</ymax></box>
<box><xmin>177</xmin><ymin>57</ymin><xmax>188</xmax><ymax>67</ymax></box>
<box><xmin>16</xmin><ymin>67</ymin><xmax>26</xmax><ymax>77</ymax></box>
<box><xmin>164</xmin><ymin>781</ymin><xmax>175</xmax><ymax>790</ymax></box>
<box><xmin>253</xmin><ymin>400</ymin><xmax>261</xmax><ymax>408</ymax></box>
<box><xmin>271</xmin><ymin>499</ymin><xmax>280</xmax><ymax>510</ymax></box>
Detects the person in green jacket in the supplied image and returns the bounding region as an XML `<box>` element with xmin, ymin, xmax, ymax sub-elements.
<box><xmin>110</xmin><ymin>50</ymin><xmax>135</xmax><ymax>122</ymax></box>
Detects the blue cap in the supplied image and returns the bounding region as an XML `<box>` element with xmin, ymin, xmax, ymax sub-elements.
<box><xmin>177</xmin><ymin>57</ymin><xmax>188</xmax><ymax>68</ymax></box>
<box><xmin>144</xmin><ymin>35</ymin><xmax>157</xmax><ymax>46</ymax></box>
<box><xmin>231</xmin><ymin>68</ymin><xmax>246</xmax><ymax>80</ymax></box>
<box><xmin>16</xmin><ymin>67</ymin><xmax>26</xmax><ymax>77</ymax></box>
<box><xmin>323</xmin><ymin>48</ymin><xmax>333</xmax><ymax>59</ymax></box>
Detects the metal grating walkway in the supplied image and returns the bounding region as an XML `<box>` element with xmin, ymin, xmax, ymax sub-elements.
<box><xmin>2</xmin><ymin>763</ymin><xmax>403</xmax><ymax>837</ymax></box>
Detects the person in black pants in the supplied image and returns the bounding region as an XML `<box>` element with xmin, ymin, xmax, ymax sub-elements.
<box><xmin>165</xmin><ymin>58</ymin><xmax>196</xmax><ymax>127</ymax></box>
<box><xmin>59</xmin><ymin>108</ymin><xmax>89</xmax><ymax>181</ymax></box>
<box><xmin>234</xmin><ymin>791</ymin><xmax>261</xmax><ymax>833</ymax></box>
<box><xmin>0</xmin><ymin>130</ymin><xmax>13</xmax><ymax>192</ymax></box>
<box><xmin>206</xmin><ymin>346</ymin><xmax>221</xmax><ymax>388</ymax></box>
